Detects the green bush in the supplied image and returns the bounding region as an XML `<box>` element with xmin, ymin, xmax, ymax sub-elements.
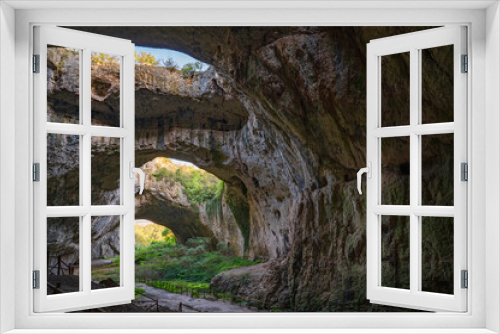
<box><xmin>152</xmin><ymin>165</ymin><xmax>222</xmax><ymax>205</ymax></box>
<box><xmin>134</xmin><ymin>237</ymin><xmax>259</xmax><ymax>284</ymax></box>
<box><xmin>181</xmin><ymin>61</ymin><xmax>204</xmax><ymax>78</ymax></box>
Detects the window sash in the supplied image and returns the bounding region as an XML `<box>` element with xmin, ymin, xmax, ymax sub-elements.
<box><xmin>366</xmin><ymin>26</ymin><xmax>468</xmax><ymax>312</ymax></box>
<box><xmin>33</xmin><ymin>26</ymin><xmax>136</xmax><ymax>313</ymax></box>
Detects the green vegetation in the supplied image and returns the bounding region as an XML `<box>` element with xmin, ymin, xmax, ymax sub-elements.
<box><xmin>91</xmin><ymin>267</ymin><xmax>120</xmax><ymax>283</ymax></box>
<box><xmin>206</xmin><ymin>180</ymin><xmax>224</xmax><ymax>220</ymax></box>
<box><xmin>135</xmin><ymin>237</ymin><xmax>259</xmax><ymax>283</ymax></box>
<box><xmin>181</xmin><ymin>61</ymin><xmax>204</xmax><ymax>78</ymax></box>
<box><xmin>134</xmin><ymin>287</ymin><xmax>146</xmax><ymax>298</ymax></box>
<box><xmin>152</xmin><ymin>161</ymin><xmax>222</xmax><ymax>205</ymax></box>
<box><xmin>135</xmin><ymin>222</ymin><xmax>176</xmax><ymax>247</ymax></box>
<box><xmin>92</xmin><ymin>236</ymin><xmax>257</xmax><ymax>288</ymax></box>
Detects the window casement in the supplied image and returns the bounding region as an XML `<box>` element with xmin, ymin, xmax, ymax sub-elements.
<box><xmin>360</xmin><ymin>26</ymin><xmax>467</xmax><ymax>312</ymax></box>
<box><xmin>33</xmin><ymin>26</ymin><xmax>137</xmax><ymax>312</ymax></box>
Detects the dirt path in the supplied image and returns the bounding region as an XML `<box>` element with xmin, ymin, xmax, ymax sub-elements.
<box><xmin>134</xmin><ymin>282</ymin><xmax>256</xmax><ymax>313</ymax></box>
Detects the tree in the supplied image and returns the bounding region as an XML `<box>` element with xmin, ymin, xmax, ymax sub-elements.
<box><xmin>181</xmin><ymin>61</ymin><xmax>204</xmax><ymax>78</ymax></box>
<box><xmin>134</xmin><ymin>51</ymin><xmax>158</xmax><ymax>66</ymax></box>
<box><xmin>160</xmin><ymin>57</ymin><xmax>178</xmax><ymax>69</ymax></box>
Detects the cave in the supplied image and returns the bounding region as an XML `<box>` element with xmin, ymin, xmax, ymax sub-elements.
<box><xmin>46</xmin><ymin>26</ymin><xmax>455</xmax><ymax>312</ymax></box>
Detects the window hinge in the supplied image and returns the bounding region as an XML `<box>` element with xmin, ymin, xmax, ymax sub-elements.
<box><xmin>461</xmin><ymin>162</ymin><xmax>468</xmax><ymax>181</ymax></box>
<box><xmin>461</xmin><ymin>270</ymin><xmax>468</xmax><ymax>289</ymax></box>
<box><xmin>461</xmin><ymin>54</ymin><xmax>468</xmax><ymax>73</ymax></box>
<box><xmin>33</xmin><ymin>54</ymin><xmax>40</xmax><ymax>73</ymax></box>
<box><xmin>33</xmin><ymin>163</ymin><xmax>40</xmax><ymax>182</ymax></box>
<box><xmin>33</xmin><ymin>270</ymin><xmax>40</xmax><ymax>289</ymax></box>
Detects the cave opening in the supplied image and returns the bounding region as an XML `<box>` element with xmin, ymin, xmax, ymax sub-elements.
<box><xmin>135</xmin><ymin>219</ymin><xmax>177</xmax><ymax>248</ymax></box>
<box><xmin>46</xmin><ymin>26</ymin><xmax>455</xmax><ymax>313</ymax></box>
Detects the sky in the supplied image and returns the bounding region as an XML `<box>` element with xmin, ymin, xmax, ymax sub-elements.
<box><xmin>169</xmin><ymin>158</ymin><xmax>199</xmax><ymax>169</ymax></box>
<box><xmin>135</xmin><ymin>46</ymin><xmax>209</xmax><ymax>70</ymax></box>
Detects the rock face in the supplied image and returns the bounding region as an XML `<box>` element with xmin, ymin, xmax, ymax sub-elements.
<box><xmin>51</xmin><ymin>26</ymin><xmax>453</xmax><ymax>311</ymax></box>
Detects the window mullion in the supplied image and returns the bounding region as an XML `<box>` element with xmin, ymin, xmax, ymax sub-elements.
<box><xmin>409</xmin><ymin>48</ymin><xmax>420</xmax><ymax>294</ymax></box>
<box><xmin>81</xmin><ymin>48</ymin><xmax>92</xmax><ymax>294</ymax></box>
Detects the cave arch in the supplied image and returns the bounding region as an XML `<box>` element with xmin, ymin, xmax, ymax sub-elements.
<box><xmin>135</xmin><ymin>188</ymin><xmax>217</xmax><ymax>246</ymax></box>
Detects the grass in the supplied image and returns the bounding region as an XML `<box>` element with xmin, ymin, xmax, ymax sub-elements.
<box><xmin>91</xmin><ymin>268</ymin><xmax>120</xmax><ymax>283</ymax></box>
<box><xmin>135</xmin><ymin>237</ymin><xmax>259</xmax><ymax>283</ymax></box>
<box><xmin>94</xmin><ymin>235</ymin><xmax>259</xmax><ymax>286</ymax></box>
<box><xmin>135</xmin><ymin>287</ymin><xmax>146</xmax><ymax>298</ymax></box>
<box><xmin>139</xmin><ymin>279</ymin><xmax>238</xmax><ymax>302</ymax></box>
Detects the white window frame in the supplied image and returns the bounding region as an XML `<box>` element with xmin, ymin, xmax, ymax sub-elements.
<box><xmin>366</xmin><ymin>26</ymin><xmax>468</xmax><ymax>312</ymax></box>
<box><xmin>33</xmin><ymin>26</ymin><xmax>136</xmax><ymax>313</ymax></box>
<box><xmin>1</xmin><ymin>1</ymin><xmax>499</xmax><ymax>333</ymax></box>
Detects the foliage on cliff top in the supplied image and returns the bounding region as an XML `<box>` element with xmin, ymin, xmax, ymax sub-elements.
<box><xmin>151</xmin><ymin>158</ymin><xmax>222</xmax><ymax>205</ymax></box>
<box><xmin>134</xmin><ymin>50</ymin><xmax>205</xmax><ymax>78</ymax></box>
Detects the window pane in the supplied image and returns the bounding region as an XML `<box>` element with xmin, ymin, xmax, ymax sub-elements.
<box><xmin>91</xmin><ymin>52</ymin><xmax>121</xmax><ymax>127</ymax></box>
<box><xmin>47</xmin><ymin>45</ymin><xmax>80</xmax><ymax>124</ymax></box>
<box><xmin>47</xmin><ymin>133</ymin><xmax>80</xmax><ymax>206</ymax></box>
<box><xmin>421</xmin><ymin>217</ymin><xmax>454</xmax><ymax>294</ymax></box>
<box><xmin>91</xmin><ymin>137</ymin><xmax>120</xmax><ymax>205</ymax></box>
<box><xmin>91</xmin><ymin>216</ymin><xmax>121</xmax><ymax>289</ymax></box>
<box><xmin>381</xmin><ymin>137</ymin><xmax>410</xmax><ymax>205</ymax></box>
<box><xmin>421</xmin><ymin>133</ymin><xmax>454</xmax><ymax>206</ymax></box>
<box><xmin>47</xmin><ymin>217</ymin><xmax>80</xmax><ymax>295</ymax></box>
<box><xmin>421</xmin><ymin>45</ymin><xmax>454</xmax><ymax>124</ymax></box>
<box><xmin>381</xmin><ymin>215</ymin><xmax>410</xmax><ymax>290</ymax></box>
<box><xmin>381</xmin><ymin>52</ymin><xmax>410</xmax><ymax>127</ymax></box>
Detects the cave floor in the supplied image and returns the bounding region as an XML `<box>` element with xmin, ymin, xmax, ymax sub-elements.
<box><xmin>134</xmin><ymin>282</ymin><xmax>256</xmax><ymax>313</ymax></box>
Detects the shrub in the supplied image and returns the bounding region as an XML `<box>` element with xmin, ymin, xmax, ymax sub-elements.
<box><xmin>152</xmin><ymin>165</ymin><xmax>221</xmax><ymax>205</ymax></box>
<box><xmin>181</xmin><ymin>61</ymin><xmax>204</xmax><ymax>78</ymax></box>
<box><xmin>135</xmin><ymin>51</ymin><xmax>159</xmax><ymax>66</ymax></box>
<box><xmin>134</xmin><ymin>237</ymin><xmax>260</xmax><ymax>283</ymax></box>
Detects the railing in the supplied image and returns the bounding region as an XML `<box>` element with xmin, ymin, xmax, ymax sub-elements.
<box><xmin>131</xmin><ymin>290</ymin><xmax>162</xmax><ymax>312</ymax></box>
<box><xmin>136</xmin><ymin>279</ymin><xmax>272</xmax><ymax>311</ymax></box>
<box><xmin>47</xmin><ymin>254</ymin><xmax>77</xmax><ymax>276</ymax></box>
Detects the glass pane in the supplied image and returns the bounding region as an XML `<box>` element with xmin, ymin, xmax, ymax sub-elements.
<box><xmin>47</xmin><ymin>133</ymin><xmax>80</xmax><ymax>206</ymax></box>
<box><xmin>47</xmin><ymin>45</ymin><xmax>80</xmax><ymax>124</ymax></box>
<box><xmin>381</xmin><ymin>137</ymin><xmax>410</xmax><ymax>205</ymax></box>
<box><xmin>421</xmin><ymin>45</ymin><xmax>454</xmax><ymax>124</ymax></box>
<box><xmin>381</xmin><ymin>215</ymin><xmax>410</xmax><ymax>290</ymax></box>
<box><xmin>91</xmin><ymin>137</ymin><xmax>120</xmax><ymax>205</ymax></box>
<box><xmin>381</xmin><ymin>52</ymin><xmax>410</xmax><ymax>127</ymax></box>
<box><xmin>421</xmin><ymin>133</ymin><xmax>454</xmax><ymax>206</ymax></box>
<box><xmin>91</xmin><ymin>52</ymin><xmax>121</xmax><ymax>127</ymax></box>
<box><xmin>47</xmin><ymin>217</ymin><xmax>80</xmax><ymax>295</ymax></box>
<box><xmin>421</xmin><ymin>217</ymin><xmax>454</xmax><ymax>294</ymax></box>
<box><xmin>91</xmin><ymin>216</ymin><xmax>121</xmax><ymax>289</ymax></box>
